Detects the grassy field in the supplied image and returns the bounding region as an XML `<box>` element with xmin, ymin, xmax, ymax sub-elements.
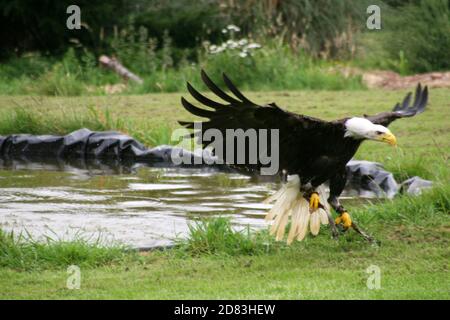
<box><xmin>0</xmin><ymin>87</ymin><xmax>449</xmax><ymax>299</ymax></box>
<box><xmin>0</xmin><ymin>87</ymin><xmax>449</xmax><ymax>161</ymax></box>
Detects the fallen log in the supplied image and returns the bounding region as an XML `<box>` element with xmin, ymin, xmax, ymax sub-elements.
<box><xmin>99</xmin><ymin>55</ymin><xmax>143</xmax><ymax>84</ymax></box>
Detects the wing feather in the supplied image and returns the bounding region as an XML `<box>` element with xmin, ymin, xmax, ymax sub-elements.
<box><xmin>201</xmin><ymin>70</ymin><xmax>242</xmax><ymax>104</ymax></box>
<box><xmin>187</xmin><ymin>82</ymin><xmax>227</xmax><ymax>109</ymax></box>
<box><xmin>179</xmin><ymin>70</ymin><xmax>340</xmax><ymax>175</ymax></box>
<box><xmin>365</xmin><ymin>84</ymin><xmax>428</xmax><ymax>127</ymax></box>
<box><xmin>181</xmin><ymin>97</ymin><xmax>216</xmax><ymax>118</ymax></box>
<box><xmin>222</xmin><ymin>72</ymin><xmax>255</xmax><ymax>105</ymax></box>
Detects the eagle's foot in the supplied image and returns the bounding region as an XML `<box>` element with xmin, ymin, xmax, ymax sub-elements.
<box><xmin>326</xmin><ymin>212</ymin><xmax>339</xmax><ymax>240</ymax></box>
<box><xmin>309</xmin><ymin>192</ymin><xmax>320</xmax><ymax>212</ymax></box>
<box><xmin>335</xmin><ymin>211</ymin><xmax>352</xmax><ymax>230</ymax></box>
<box><xmin>352</xmin><ymin>222</ymin><xmax>379</xmax><ymax>245</ymax></box>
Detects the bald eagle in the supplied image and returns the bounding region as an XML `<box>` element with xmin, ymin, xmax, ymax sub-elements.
<box><xmin>179</xmin><ymin>70</ymin><xmax>428</xmax><ymax>243</ymax></box>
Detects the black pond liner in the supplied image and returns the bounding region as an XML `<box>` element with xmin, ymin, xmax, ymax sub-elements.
<box><xmin>0</xmin><ymin>128</ymin><xmax>430</xmax><ymax>198</ymax></box>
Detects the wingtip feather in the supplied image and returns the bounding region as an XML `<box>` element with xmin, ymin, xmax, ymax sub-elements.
<box><xmin>181</xmin><ymin>97</ymin><xmax>215</xmax><ymax>118</ymax></box>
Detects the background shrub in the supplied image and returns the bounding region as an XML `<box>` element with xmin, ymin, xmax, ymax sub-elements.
<box><xmin>381</xmin><ymin>0</ymin><xmax>450</xmax><ymax>73</ymax></box>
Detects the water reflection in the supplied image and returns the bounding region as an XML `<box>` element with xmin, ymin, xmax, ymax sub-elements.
<box><xmin>0</xmin><ymin>159</ymin><xmax>275</xmax><ymax>248</ymax></box>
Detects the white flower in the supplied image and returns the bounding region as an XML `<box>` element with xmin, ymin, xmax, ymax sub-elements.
<box><xmin>226</xmin><ymin>40</ymin><xmax>238</xmax><ymax>49</ymax></box>
<box><xmin>209</xmin><ymin>43</ymin><xmax>226</xmax><ymax>54</ymax></box>
<box><xmin>238</xmin><ymin>39</ymin><xmax>248</xmax><ymax>46</ymax></box>
<box><xmin>246</xmin><ymin>43</ymin><xmax>261</xmax><ymax>50</ymax></box>
<box><xmin>239</xmin><ymin>51</ymin><xmax>248</xmax><ymax>58</ymax></box>
<box><xmin>222</xmin><ymin>28</ymin><xmax>228</xmax><ymax>34</ymax></box>
<box><xmin>227</xmin><ymin>24</ymin><xmax>241</xmax><ymax>32</ymax></box>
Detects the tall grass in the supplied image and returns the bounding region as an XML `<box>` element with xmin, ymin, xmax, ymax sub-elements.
<box><xmin>353</xmin><ymin>184</ymin><xmax>450</xmax><ymax>227</ymax></box>
<box><xmin>0</xmin><ymin>33</ymin><xmax>364</xmax><ymax>96</ymax></box>
<box><xmin>0</xmin><ymin>106</ymin><xmax>172</xmax><ymax>147</ymax></box>
<box><xmin>0</xmin><ymin>229</ymin><xmax>129</xmax><ymax>271</ymax></box>
<box><xmin>0</xmin><ymin>49</ymin><xmax>121</xmax><ymax>96</ymax></box>
<box><xmin>382</xmin><ymin>0</ymin><xmax>450</xmax><ymax>73</ymax></box>
<box><xmin>196</xmin><ymin>43</ymin><xmax>364</xmax><ymax>91</ymax></box>
<box><xmin>177</xmin><ymin>217</ymin><xmax>273</xmax><ymax>256</ymax></box>
<box><xmin>382</xmin><ymin>152</ymin><xmax>450</xmax><ymax>183</ymax></box>
<box><xmin>222</xmin><ymin>0</ymin><xmax>371</xmax><ymax>59</ymax></box>
<box><xmin>357</xmin><ymin>0</ymin><xmax>450</xmax><ymax>74</ymax></box>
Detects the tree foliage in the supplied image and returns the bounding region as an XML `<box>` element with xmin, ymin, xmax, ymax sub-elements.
<box><xmin>383</xmin><ymin>0</ymin><xmax>450</xmax><ymax>72</ymax></box>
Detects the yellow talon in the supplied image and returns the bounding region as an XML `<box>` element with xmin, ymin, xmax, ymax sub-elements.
<box><xmin>335</xmin><ymin>212</ymin><xmax>352</xmax><ymax>229</ymax></box>
<box><xmin>309</xmin><ymin>192</ymin><xmax>320</xmax><ymax>211</ymax></box>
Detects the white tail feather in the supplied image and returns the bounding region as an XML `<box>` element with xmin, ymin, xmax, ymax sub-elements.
<box><xmin>319</xmin><ymin>209</ymin><xmax>329</xmax><ymax>225</ymax></box>
<box><xmin>310</xmin><ymin>211</ymin><xmax>321</xmax><ymax>236</ymax></box>
<box><xmin>265</xmin><ymin>176</ymin><xmax>299</xmax><ymax>222</ymax></box>
<box><xmin>287</xmin><ymin>201</ymin><xmax>302</xmax><ymax>244</ymax></box>
<box><xmin>264</xmin><ymin>175</ymin><xmax>331</xmax><ymax>244</ymax></box>
<box><xmin>276</xmin><ymin>211</ymin><xmax>290</xmax><ymax>241</ymax></box>
<box><xmin>262</xmin><ymin>187</ymin><xmax>285</xmax><ymax>204</ymax></box>
<box><xmin>296</xmin><ymin>204</ymin><xmax>310</xmax><ymax>241</ymax></box>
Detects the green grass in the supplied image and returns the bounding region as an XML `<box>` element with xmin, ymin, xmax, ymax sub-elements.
<box><xmin>0</xmin><ymin>87</ymin><xmax>448</xmax><ymax>162</ymax></box>
<box><xmin>354</xmin><ymin>184</ymin><xmax>450</xmax><ymax>226</ymax></box>
<box><xmin>0</xmin><ymin>229</ymin><xmax>130</xmax><ymax>271</ymax></box>
<box><xmin>0</xmin><ymin>104</ymin><xmax>173</xmax><ymax>147</ymax></box>
<box><xmin>0</xmin><ymin>45</ymin><xmax>364</xmax><ymax>96</ymax></box>
<box><xmin>176</xmin><ymin>217</ymin><xmax>273</xmax><ymax>256</ymax></box>
<box><xmin>0</xmin><ymin>88</ymin><xmax>448</xmax><ymax>299</ymax></box>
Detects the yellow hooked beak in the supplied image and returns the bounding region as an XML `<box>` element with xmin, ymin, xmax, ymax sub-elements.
<box><xmin>379</xmin><ymin>132</ymin><xmax>397</xmax><ymax>146</ymax></box>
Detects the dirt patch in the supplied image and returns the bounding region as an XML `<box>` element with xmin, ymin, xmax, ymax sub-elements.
<box><xmin>337</xmin><ymin>67</ymin><xmax>450</xmax><ymax>89</ymax></box>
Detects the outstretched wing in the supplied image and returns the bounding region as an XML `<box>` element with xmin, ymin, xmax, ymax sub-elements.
<box><xmin>365</xmin><ymin>84</ymin><xmax>428</xmax><ymax>127</ymax></box>
<box><xmin>179</xmin><ymin>70</ymin><xmax>344</xmax><ymax>175</ymax></box>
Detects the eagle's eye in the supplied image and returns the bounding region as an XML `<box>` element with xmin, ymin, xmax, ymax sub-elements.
<box><xmin>375</xmin><ymin>130</ymin><xmax>383</xmax><ymax>135</ymax></box>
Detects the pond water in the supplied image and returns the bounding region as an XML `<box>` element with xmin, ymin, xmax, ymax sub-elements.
<box><xmin>0</xmin><ymin>165</ymin><xmax>277</xmax><ymax>248</ymax></box>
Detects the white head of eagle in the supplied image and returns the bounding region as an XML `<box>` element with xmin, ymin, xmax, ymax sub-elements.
<box><xmin>344</xmin><ymin>117</ymin><xmax>397</xmax><ymax>146</ymax></box>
